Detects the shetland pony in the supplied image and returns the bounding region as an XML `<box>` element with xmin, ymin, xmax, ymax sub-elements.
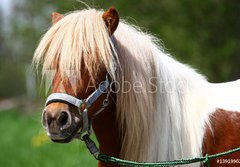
<box><xmin>33</xmin><ymin>7</ymin><xmax>240</xmax><ymax>167</ymax></box>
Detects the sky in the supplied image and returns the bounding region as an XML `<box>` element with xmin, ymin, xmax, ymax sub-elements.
<box><xmin>0</xmin><ymin>0</ymin><xmax>13</xmax><ymax>31</ymax></box>
<box><xmin>0</xmin><ymin>0</ymin><xmax>12</xmax><ymax>17</ymax></box>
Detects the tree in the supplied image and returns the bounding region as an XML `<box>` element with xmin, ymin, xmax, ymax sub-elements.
<box><xmin>1</xmin><ymin>0</ymin><xmax>239</xmax><ymax>98</ymax></box>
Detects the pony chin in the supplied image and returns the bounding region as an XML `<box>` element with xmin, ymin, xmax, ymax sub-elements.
<box><xmin>50</xmin><ymin>125</ymin><xmax>81</xmax><ymax>143</ymax></box>
<box><xmin>51</xmin><ymin>136</ymin><xmax>74</xmax><ymax>143</ymax></box>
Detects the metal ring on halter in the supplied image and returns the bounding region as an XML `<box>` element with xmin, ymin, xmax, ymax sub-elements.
<box><xmin>80</xmin><ymin>100</ymin><xmax>88</xmax><ymax>110</ymax></box>
<box><xmin>103</xmin><ymin>99</ymin><xmax>109</xmax><ymax>106</ymax></box>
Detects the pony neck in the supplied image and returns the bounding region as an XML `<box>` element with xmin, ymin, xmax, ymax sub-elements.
<box><xmin>92</xmin><ymin>94</ymin><xmax>121</xmax><ymax>167</ymax></box>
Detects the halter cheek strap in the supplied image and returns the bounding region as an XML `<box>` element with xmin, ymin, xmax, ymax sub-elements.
<box><xmin>45</xmin><ymin>75</ymin><xmax>110</xmax><ymax>109</ymax></box>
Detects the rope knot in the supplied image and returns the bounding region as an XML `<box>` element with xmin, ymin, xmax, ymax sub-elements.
<box><xmin>203</xmin><ymin>154</ymin><xmax>210</xmax><ymax>167</ymax></box>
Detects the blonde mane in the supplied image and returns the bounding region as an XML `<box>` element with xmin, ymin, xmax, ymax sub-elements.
<box><xmin>33</xmin><ymin>9</ymin><xmax>117</xmax><ymax>81</ymax></box>
<box><xmin>34</xmin><ymin>8</ymin><xmax>216</xmax><ymax>166</ymax></box>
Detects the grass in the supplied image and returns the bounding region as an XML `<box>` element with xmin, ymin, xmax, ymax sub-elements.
<box><xmin>0</xmin><ymin>109</ymin><xmax>97</xmax><ymax>167</ymax></box>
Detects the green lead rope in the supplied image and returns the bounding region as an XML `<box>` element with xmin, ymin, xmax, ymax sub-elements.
<box><xmin>97</xmin><ymin>154</ymin><xmax>205</xmax><ymax>166</ymax></box>
<box><xmin>83</xmin><ymin>134</ymin><xmax>240</xmax><ymax>167</ymax></box>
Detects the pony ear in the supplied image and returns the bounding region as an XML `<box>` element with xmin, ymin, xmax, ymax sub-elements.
<box><xmin>102</xmin><ymin>7</ymin><xmax>119</xmax><ymax>35</ymax></box>
<box><xmin>52</xmin><ymin>12</ymin><xmax>64</xmax><ymax>25</ymax></box>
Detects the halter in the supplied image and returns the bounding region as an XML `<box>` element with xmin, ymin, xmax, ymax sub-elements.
<box><xmin>45</xmin><ymin>75</ymin><xmax>111</xmax><ymax>156</ymax></box>
<box><xmin>44</xmin><ymin>36</ymin><xmax>117</xmax><ymax>157</ymax></box>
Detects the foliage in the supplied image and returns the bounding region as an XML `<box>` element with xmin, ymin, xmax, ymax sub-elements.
<box><xmin>0</xmin><ymin>109</ymin><xmax>97</xmax><ymax>167</ymax></box>
<box><xmin>98</xmin><ymin>0</ymin><xmax>240</xmax><ymax>82</ymax></box>
<box><xmin>0</xmin><ymin>0</ymin><xmax>239</xmax><ymax>98</ymax></box>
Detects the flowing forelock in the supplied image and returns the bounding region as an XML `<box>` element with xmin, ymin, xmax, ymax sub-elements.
<box><xmin>33</xmin><ymin>9</ymin><xmax>117</xmax><ymax>81</ymax></box>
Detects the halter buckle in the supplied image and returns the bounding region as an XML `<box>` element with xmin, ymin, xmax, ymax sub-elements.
<box><xmin>80</xmin><ymin>101</ymin><xmax>88</xmax><ymax>110</ymax></box>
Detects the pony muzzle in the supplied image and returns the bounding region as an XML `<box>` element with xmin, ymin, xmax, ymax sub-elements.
<box><xmin>42</xmin><ymin>107</ymin><xmax>80</xmax><ymax>142</ymax></box>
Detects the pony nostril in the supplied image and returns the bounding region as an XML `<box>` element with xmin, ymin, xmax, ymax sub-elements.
<box><xmin>43</xmin><ymin>112</ymin><xmax>53</xmax><ymax>127</ymax></box>
<box><xmin>47</xmin><ymin>117</ymin><xmax>52</xmax><ymax>126</ymax></box>
<box><xmin>58</xmin><ymin>111</ymin><xmax>69</xmax><ymax>127</ymax></box>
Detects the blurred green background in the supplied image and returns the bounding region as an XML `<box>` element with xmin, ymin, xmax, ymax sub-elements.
<box><xmin>0</xmin><ymin>0</ymin><xmax>239</xmax><ymax>167</ymax></box>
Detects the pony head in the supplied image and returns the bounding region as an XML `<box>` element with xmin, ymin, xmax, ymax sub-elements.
<box><xmin>33</xmin><ymin>7</ymin><xmax>119</xmax><ymax>143</ymax></box>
